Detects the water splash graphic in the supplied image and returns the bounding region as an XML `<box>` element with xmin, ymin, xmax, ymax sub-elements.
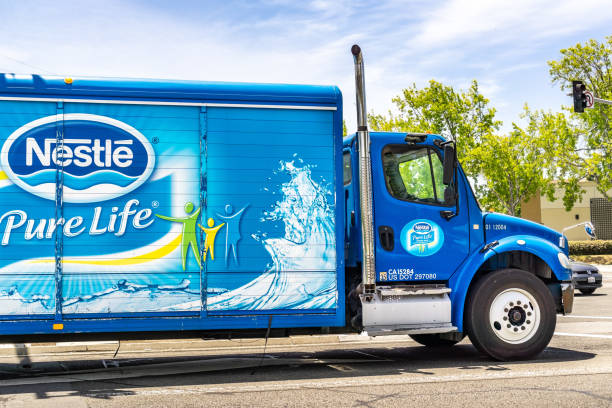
<box><xmin>0</xmin><ymin>287</ymin><xmax>53</xmax><ymax>314</ymax></box>
<box><xmin>207</xmin><ymin>160</ymin><xmax>337</xmax><ymax>311</ymax></box>
<box><xmin>61</xmin><ymin>279</ymin><xmax>201</xmax><ymax>313</ymax></box>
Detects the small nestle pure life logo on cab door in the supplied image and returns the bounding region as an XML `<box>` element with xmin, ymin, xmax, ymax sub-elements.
<box><xmin>0</xmin><ymin>114</ymin><xmax>155</xmax><ymax>203</ymax></box>
<box><xmin>400</xmin><ymin>219</ymin><xmax>444</xmax><ymax>257</ymax></box>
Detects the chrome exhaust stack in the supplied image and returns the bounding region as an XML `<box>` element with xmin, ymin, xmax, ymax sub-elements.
<box><xmin>351</xmin><ymin>44</ymin><xmax>376</xmax><ymax>295</ymax></box>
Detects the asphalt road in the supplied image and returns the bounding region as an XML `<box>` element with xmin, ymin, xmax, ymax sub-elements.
<box><xmin>1</xmin><ymin>267</ymin><xmax>611</xmax><ymax>407</ymax></box>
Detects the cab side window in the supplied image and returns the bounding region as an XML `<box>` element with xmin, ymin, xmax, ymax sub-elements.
<box><xmin>382</xmin><ymin>145</ymin><xmax>446</xmax><ymax>205</ymax></box>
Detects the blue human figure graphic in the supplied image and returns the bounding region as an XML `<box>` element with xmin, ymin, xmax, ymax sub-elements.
<box><xmin>216</xmin><ymin>204</ymin><xmax>248</xmax><ymax>266</ymax></box>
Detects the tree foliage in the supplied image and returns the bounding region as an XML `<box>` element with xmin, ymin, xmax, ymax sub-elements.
<box><xmin>518</xmin><ymin>107</ymin><xmax>583</xmax><ymax>211</ymax></box>
<box><xmin>467</xmin><ymin>130</ymin><xmax>539</xmax><ymax>215</ymax></box>
<box><xmin>369</xmin><ymin>80</ymin><xmax>556</xmax><ymax>215</ymax></box>
<box><xmin>470</xmin><ymin>107</ymin><xmax>578</xmax><ymax>215</ymax></box>
<box><xmin>396</xmin><ymin>150</ymin><xmax>444</xmax><ymax>203</ymax></box>
<box><xmin>369</xmin><ymin>80</ymin><xmax>501</xmax><ymax>158</ymax></box>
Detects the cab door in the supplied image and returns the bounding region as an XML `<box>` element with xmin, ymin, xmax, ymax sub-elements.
<box><xmin>371</xmin><ymin>141</ymin><xmax>469</xmax><ymax>283</ymax></box>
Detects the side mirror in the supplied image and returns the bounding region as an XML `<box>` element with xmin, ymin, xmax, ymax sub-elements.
<box><xmin>444</xmin><ymin>185</ymin><xmax>456</xmax><ymax>206</ymax></box>
<box><xmin>585</xmin><ymin>222</ymin><xmax>596</xmax><ymax>239</ymax></box>
<box><xmin>442</xmin><ymin>144</ymin><xmax>456</xmax><ymax>185</ymax></box>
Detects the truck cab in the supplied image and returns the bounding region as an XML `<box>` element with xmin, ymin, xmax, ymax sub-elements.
<box><xmin>342</xmin><ymin>131</ymin><xmax>574</xmax><ymax>360</ymax></box>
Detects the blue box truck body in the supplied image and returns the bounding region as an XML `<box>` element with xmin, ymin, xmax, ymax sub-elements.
<box><xmin>0</xmin><ymin>75</ymin><xmax>345</xmax><ymax>333</ymax></box>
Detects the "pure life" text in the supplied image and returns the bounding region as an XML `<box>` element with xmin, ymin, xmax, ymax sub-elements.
<box><xmin>0</xmin><ymin>199</ymin><xmax>154</xmax><ymax>245</ymax></box>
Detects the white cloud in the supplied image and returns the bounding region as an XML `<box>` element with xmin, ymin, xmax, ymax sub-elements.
<box><xmin>413</xmin><ymin>0</ymin><xmax>612</xmax><ymax>51</ymax></box>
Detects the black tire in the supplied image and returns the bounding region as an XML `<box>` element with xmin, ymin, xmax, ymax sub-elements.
<box><xmin>579</xmin><ymin>288</ymin><xmax>596</xmax><ymax>295</ymax></box>
<box><xmin>465</xmin><ymin>269</ymin><xmax>556</xmax><ymax>361</ymax></box>
<box><xmin>410</xmin><ymin>334</ymin><xmax>463</xmax><ymax>347</ymax></box>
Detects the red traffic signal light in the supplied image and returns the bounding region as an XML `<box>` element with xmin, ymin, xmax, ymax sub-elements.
<box><xmin>572</xmin><ymin>80</ymin><xmax>587</xmax><ymax>113</ymax></box>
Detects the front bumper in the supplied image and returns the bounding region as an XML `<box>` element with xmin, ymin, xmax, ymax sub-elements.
<box><xmin>573</xmin><ymin>273</ymin><xmax>603</xmax><ymax>290</ymax></box>
<box><xmin>560</xmin><ymin>282</ymin><xmax>574</xmax><ymax>315</ymax></box>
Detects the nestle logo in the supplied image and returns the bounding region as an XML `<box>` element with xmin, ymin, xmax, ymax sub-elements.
<box><xmin>413</xmin><ymin>222</ymin><xmax>432</xmax><ymax>232</ymax></box>
<box><xmin>0</xmin><ymin>114</ymin><xmax>155</xmax><ymax>203</ymax></box>
<box><xmin>26</xmin><ymin>138</ymin><xmax>135</xmax><ymax>169</ymax></box>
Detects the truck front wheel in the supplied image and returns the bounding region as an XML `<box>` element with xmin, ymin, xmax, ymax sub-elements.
<box><xmin>465</xmin><ymin>269</ymin><xmax>556</xmax><ymax>361</ymax></box>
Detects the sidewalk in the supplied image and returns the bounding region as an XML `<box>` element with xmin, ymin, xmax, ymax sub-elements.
<box><xmin>596</xmin><ymin>264</ymin><xmax>612</xmax><ymax>273</ymax></box>
<box><xmin>0</xmin><ymin>333</ymin><xmax>412</xmax><ymax>362</ymax></box>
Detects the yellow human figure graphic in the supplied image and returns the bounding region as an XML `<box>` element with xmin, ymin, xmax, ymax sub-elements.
<box><xmin>198</xmin><ymin>218</ymin><xmax>225</xmax><ymax>262</ymax></box>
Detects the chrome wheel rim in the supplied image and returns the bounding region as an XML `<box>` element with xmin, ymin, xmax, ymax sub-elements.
<box><xmin>489</xmin><ymin>288</ymin><xmax>540</xmax><ymax>344</ymax></box>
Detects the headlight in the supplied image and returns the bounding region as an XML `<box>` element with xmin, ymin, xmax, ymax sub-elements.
<box><xmin>558</xmin><ymin>252</ymin><xmax>571</xmax><ymax>269</ymax></box>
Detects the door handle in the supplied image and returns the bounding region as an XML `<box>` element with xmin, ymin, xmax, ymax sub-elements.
<box><xmin>378</xmin><ymin>226</ymin><xmax>394</xmax><ymax>251</ymax></box>
<box><xmin>440</xmin><ymin>210</ymin><xmax>457</xmax><ymax>220</ymax></box>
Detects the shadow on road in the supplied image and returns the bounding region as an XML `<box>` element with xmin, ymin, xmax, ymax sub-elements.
<box><xmin>0</xmin><ymin>342</ymin><xmax>598</xmax><ymax>400</ymax></box>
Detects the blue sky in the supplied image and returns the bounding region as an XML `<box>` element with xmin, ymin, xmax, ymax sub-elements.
<box><xmin>0</xmin><ymin>0</ymin><xmax>610</xmax><ymax>132</ymax></box>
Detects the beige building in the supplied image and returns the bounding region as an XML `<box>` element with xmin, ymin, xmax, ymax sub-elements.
<box><xmin>522</xmin><ymin>181</ymin><xmax>612</xmax><ymax>241</ymax></box>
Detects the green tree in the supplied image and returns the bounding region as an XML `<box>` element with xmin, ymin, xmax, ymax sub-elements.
<box><xmin>471</xmin><ymin>107</ymin><xmax>578</xmax><ymax>215</ymax></box>
<box><xmin>369</xmin><ymin>80</ymin><xmax>501</xmax><ymax>158</ymax></box>
<box><xmin>469</xmin><ymin>131</ymin><xmax>539</xmax><ymax>215</ymax></box>
<box><xmin>547</xmin><ymin>36</ymin><xmax>612</xmax><ymax>198</ymax></box>
<box><xmin>396</xmin><ymin>150</ymin><xmax>444</xmax><ymax>202</ymax></box>
<box><xmin>519</xmin><ymin>107</ymin><xmax>583</xmax><ymax>211</ymax></box>
<box><xmin>370</xmin><ymin>81</ymin><xmax>569</xmax><ymax>215</ymax></box>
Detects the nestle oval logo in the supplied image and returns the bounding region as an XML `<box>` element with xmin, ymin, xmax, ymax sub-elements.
<box><xmin>413</xmin><ymin>222</ymin><xmax>432</xmax><ymax>233</ymax></box>
<box><xmin>0</xmin><ymin>114</ymin><xmax>155</xmax><ymax>203</ymax></box>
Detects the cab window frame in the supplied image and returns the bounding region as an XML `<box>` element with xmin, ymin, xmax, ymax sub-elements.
<box><xmin>381</xmin><ymin>144</ymin><xmax>454</xmax><ymax>208</ymax></box>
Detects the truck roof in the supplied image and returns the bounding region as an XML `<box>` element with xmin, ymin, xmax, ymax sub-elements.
<box><xmin>343</xmin><ymin>132</ymin><xmax>446</xmax><ymax>147</ymax></box>
<box><xmin>0</xmin><ymin>74</ymin><xmax>341</xmax><ymax>108</ymax></box>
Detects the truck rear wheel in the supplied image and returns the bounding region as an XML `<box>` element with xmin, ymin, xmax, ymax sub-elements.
<box><xmin>465</xmin><ymin>269</ymin><xmax>556</xmax><ymax>361</ymax></box>
<box><xmin>409</xmin><ymin>334</ymin><xmax>462</xmax><ymax>347</ymax></box>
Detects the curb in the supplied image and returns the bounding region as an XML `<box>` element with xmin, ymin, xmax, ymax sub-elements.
<box><xmin>0</xmin><ymin>334</ymin><xmax>414</xmax><ymax>359</ymax></box>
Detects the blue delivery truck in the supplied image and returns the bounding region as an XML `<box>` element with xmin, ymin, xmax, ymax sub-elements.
<box><xmin>0</xmin><ymin>46</ymin><xmax>574</xmax><ymax>360</ymax></box>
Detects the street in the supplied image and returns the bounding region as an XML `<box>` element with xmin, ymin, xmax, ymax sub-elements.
<box><xmin>1</xmin><ymin>267</ymin><xmax>611</xmax><ymax>407</ymax></box>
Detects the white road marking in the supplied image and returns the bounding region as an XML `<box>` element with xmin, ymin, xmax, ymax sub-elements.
<box><xmin>0</xmin><ymin>344</ymin><xmax>32</xmax><ymax>349</ymax></box>
<box><xmin>554</xmin><ymin>332</ymin><xmax>612</xmax><ymax>339</ymax></box>
<box><xmin>327</xmin><ymin>364</ymin><xmax>355</xmax><ymax>372</ymax></box>
<box><xmin>59</xmin><ymin>341</ymin><xmax>118</xmax><ymax>346</ymax></box>
<box><xmin>559</xmin><ymin>315</ymin><xmax>612</xmax><ymax>320</ymax></box>
<box><xmin>351</xmin><ymin>350</ymin><xmax>388</xmax><ymax>360</ymax></box>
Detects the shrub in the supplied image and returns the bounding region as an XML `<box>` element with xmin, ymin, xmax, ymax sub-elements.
<box><xmin>569</xmin><ymin>240</ymin><xmax>612</xmax><ymax>256</ymax></box>
<box><xmin>572</xmin><ymin>255</ymin><xmax>612</xmax><ymax>265</ymax></box>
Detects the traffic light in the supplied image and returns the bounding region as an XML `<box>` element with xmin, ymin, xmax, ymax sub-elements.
<box><xmin>572</xmin><ymin>80</ymin><xmax>587</xmax><ymax>113</ymax></box>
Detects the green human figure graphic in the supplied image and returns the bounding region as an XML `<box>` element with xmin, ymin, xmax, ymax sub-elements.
<box><xmin>198</xmin><ymin>218</ymin><xmax>225</xmax><ymax>262</ymax></box>
<box><xmin>156</xmin><ymin>202</ymin><xmax>201</xmax><ymax>270</ymax></box>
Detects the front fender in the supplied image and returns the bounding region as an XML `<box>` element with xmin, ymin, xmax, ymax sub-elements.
<box><xmin>449</xmin><ymin>235</ymin><xmax>571</xmax><ymax>332</ymax></box>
